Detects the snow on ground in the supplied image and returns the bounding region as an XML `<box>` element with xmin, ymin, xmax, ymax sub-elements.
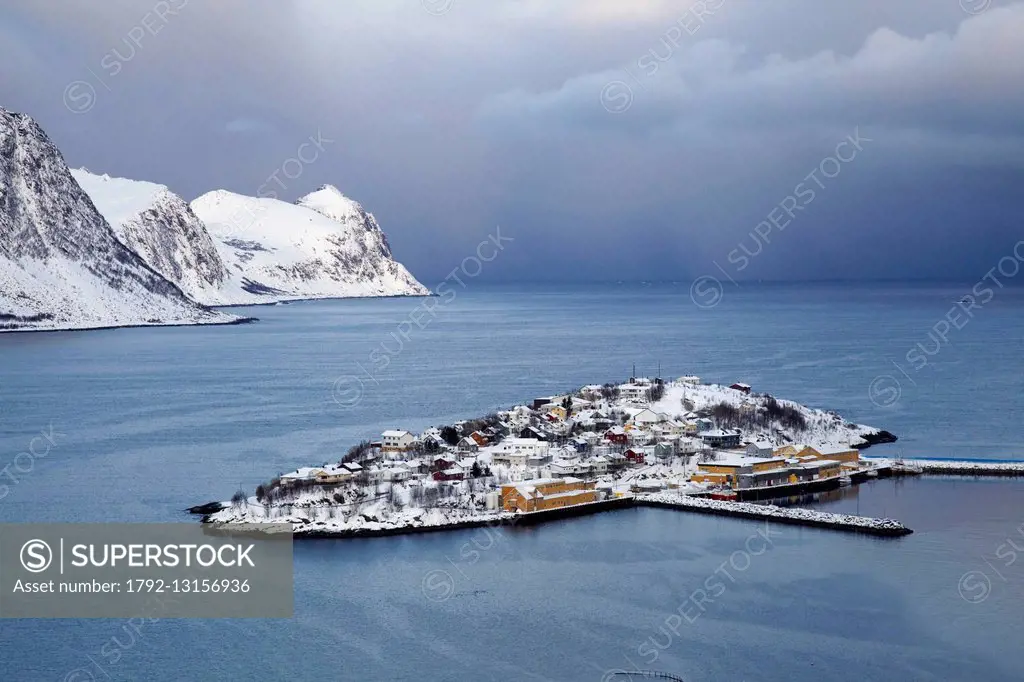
<box><xmin>203</xmin><ymin>378</ymin><xmax>894</xmax><ymax>535</ymax></box>
<box><xmin>865</xmin><ymin>457</ymin><xmax>1024</xmax><ymax>474</ymax></box>
<box><xmin>651</xmin><ymin>382</ymin><xmax>881</xmax><ymax>448</ymax></box>
<box><xmin>209</xmin><ymin>480</ymin><xmax>509</xmax><ymax>533</ymax></box>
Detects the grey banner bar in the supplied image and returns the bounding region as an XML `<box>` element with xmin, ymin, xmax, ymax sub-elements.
<box><xmin>0</xmin><ymin>523</ymin><xmax>293</xmax><ymax>618</ymax></box>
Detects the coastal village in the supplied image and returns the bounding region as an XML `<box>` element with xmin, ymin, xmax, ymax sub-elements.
<box><xmin>206</xmin><ymin>376</ymin><xmax>902</xmax><ymax>535</ymax></box>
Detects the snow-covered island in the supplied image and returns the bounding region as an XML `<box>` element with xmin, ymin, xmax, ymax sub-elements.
<box><xmin>200</xmin><ymin>376</ymin><xmax>903</xmax><ymax>537</ymax></box>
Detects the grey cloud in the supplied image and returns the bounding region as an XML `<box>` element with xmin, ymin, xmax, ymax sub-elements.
<box><xmin>0</xmin><ymin>0</ymin><xmax>1022</xmax><ymax>284</ymax></box>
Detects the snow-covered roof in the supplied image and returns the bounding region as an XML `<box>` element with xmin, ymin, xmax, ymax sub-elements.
<box><xmin>382</xmin><ymin>430</ymin><xmax>412</xmax><ymax>438</ymax></box>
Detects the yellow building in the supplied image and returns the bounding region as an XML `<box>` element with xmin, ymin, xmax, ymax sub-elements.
<box><xmin>774</xmin><ymin>444</ymin><xmax>860</xmax><ymax>466</ymax></box>
<box><xmin>690</xmin><ymin>456</ymin><xmax>786</xmax><ymax>489</ymax></box>
<box><xmin>501</xmin><ymin>478</ymin><xmax>598</xmax><ymax>513</ymax></box>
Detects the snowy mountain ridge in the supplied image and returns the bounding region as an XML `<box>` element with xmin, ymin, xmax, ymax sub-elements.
<box><xmin>191</xmin><ymin>187</ymin><xmax>428</xmax><ymax>304</ymax></box>
<box><xmin>0</xmin><ymin>107</ymin><xmax>240</xmax><ymax>332</ymax></box>
<box><xmin>71</xmin><ymin>169</ymin><xmax>231</xmax><ymax>305</ymax></box>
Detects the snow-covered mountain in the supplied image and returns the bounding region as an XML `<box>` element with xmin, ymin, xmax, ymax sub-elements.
<box><xmin>70</xmin><ymin>169</ymin><xmax>231</xmax><ymax>305</ymax></box>
<box><xmin>0</xmin><ymin>107</ymin><xmax>240</xmax><ymax>333</ymax></box>
<box><xmin>191</xmin><ymin>185</ymin><xmax>428</xmax><ymax>304</ymax></box>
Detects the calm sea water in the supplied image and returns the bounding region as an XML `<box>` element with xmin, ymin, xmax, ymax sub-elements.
<box><xmin>1</xmin><ymin>282</ymin><xmax>1022</xmax><ymax>681</ymax></box>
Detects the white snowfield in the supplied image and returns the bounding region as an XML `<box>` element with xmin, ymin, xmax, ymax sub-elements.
<box><xmin>191</xmin><ymin>185</ymin><xmax>429</xmax><ymax>305</ymax></box>
<box><xmin>0</xmin><ymin>107</ymin><xmax>240</xmax><ymax>333</ymax></box>
<box><xmin>208</xmin><ymin>485</ymin><xmax>511</xmax><ymax>534</ymax></box>
<box><xmin>651</xmin><ymin>382</ymin><xmax>880</xmax><ymax>448</ymax></box>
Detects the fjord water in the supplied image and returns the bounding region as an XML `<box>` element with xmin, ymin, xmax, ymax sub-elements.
<box><xmin>1</xmin><ymin>283</ymin><xmax>1022</xmax><ymax>681</ymax></box>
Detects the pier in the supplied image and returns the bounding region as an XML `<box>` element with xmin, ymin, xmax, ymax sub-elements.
<box><xmin>636</xmin><ymin>492</ymin><xmax>913</xmax><ymax>537</ymax></box>
<box><xmin>868</xmin><ymin>458</ymin><xmax>1024</xmax><ymax>478</ymax></box>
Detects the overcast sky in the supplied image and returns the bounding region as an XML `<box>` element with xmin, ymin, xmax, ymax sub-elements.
<box><xmin>2</xmin><ymin>0</ymin><xmax>1022</xmax><ymax>284</ymax></box>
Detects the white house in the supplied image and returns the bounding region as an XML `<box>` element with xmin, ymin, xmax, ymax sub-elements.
<box><xmin>590</xmin><ymin>455</ymin><xmax>609</xmax><ymax>474</ymax></box>
<box><xmin>497</xmin><ymin>438</ymin><xmax>551</xmax><ymax>458</ymax></box>
<box><xmin>386</xmin><ymin>466</ymin><xmax>411</xmax><ymax>482</ymax></box>
<box><xmin>678</xmin><ymin>375</ymin><xmax>701</xmax><ymax>385</ymax></box>
<box><xmin>381</xmin><ymin>430</ymin><xmax>416</xmax><ymax>452</ymax></box>
<box><xmin>281</xmin><ymin>467</ymin><xmax>320</xmax><ymax>484</ymax></box>
<box><xmin>746</xmin><ymin>441</ymin><xmax>775</xmax><ymax>458</ymax></box>
<box><xmin>618</xmin><ymin>383</ymin><xmax>649</xmax><ymax>403</ymax></box>
<box><xmin>629</xmin><ymin>408</ymin><xmax>667</xmax><ymax>426</ymax></box>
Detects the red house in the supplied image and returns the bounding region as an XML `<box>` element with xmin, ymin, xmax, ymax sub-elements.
<box><xmin>432</xmin><ymin>456</ymin><xmax>456</xmax><ymax>472</ymax></box>
<box><xmin>433</xmin><ymin>467</ymin><xmax>465</xmax><ymax>482</ymax></box>
<box><xmin>730</xmin><ymin>382</ymin><xmax>752</xmax><ymax>395</ymax></box>
<box><xmin>625</xmin><ymin>448</ymin><xmax>646</xmax><ymax>464</ymax></box>
<box><xmin>605</xmin><ymin>427</ymin><xmax>628</xmax><ymax>445</ymax></box>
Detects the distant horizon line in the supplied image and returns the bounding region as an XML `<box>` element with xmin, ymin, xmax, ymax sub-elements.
<box><xmin>431</xmin><ymin>279</ymin><xmax>1024</xmax><ymax>287</ymax></box>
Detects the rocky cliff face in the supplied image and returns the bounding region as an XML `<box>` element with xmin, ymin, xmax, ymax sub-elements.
<box><xmin>0</xmin><ymin>107</ymin><xmax>237</xmax><ymax>331</ymax></box>
<box><xmin>71</xmin><ymin>169</ymin><xmax>231</xmax><ymax>306</ymax></box>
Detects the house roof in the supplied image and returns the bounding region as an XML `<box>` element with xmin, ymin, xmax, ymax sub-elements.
<box><xmin>382</xmin><ymin>430</ymin><xmax>411</xmax><ymax>438</ymax></box>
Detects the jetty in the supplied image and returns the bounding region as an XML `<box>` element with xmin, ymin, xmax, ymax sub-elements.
<box><xmin>869</xmin><ymin>458</ymin><xmax>1024</xmax><ymax>478</ymax></box>
<box><xmin>636</xmin><ymin>492</ymin><xmax>913</xmax><ymax>536</ymax></box>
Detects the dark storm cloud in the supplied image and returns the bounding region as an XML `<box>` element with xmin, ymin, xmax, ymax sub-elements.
<box><xmin>1</xmin><ymin>0</ymin><xmax>1022</xmax><ymax>283</ymax></box>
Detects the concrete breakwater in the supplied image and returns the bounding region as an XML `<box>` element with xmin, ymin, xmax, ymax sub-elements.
<box><xmin>870</xmin><ymin>458</ymin><xmax>1024</xmax><ymax>478</ymax></box>
<box><xmin>636</xmin><ymin>492</ymin><xmax>913</xmax><ymax>537</ymax></box>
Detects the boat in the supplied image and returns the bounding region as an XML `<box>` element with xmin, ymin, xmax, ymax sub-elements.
<box><xmin>839</xmin><ymin>475</ymin><xmax>853</xmax><ymax>487</ymax></box>
<box><xmin>866</xmin><ymin>469</ymin><xmax>879</xmax><ymax>478</ymax></box>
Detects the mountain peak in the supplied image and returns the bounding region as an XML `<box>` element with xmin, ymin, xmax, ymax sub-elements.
<box><xmin>296</xmin><ymin>184</ymin><xmax>368</xmax><ymax>226</ymax></box>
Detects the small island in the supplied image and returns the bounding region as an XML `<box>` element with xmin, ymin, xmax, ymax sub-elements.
<box><xmin>196</xmin><ymin>375</ymin><xmax>918</xmax><ymax>537</ymax></box>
